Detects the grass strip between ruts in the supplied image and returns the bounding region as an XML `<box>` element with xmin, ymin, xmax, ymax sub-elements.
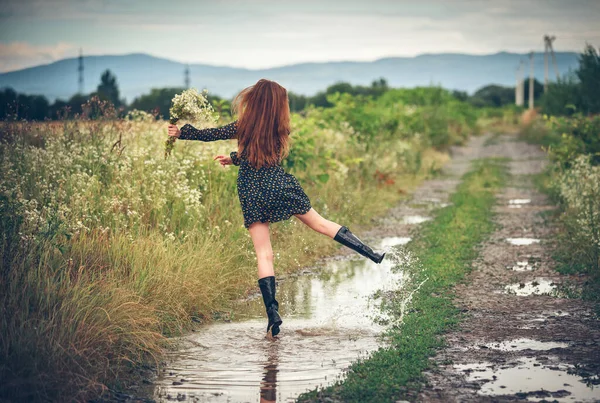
<box><xmin>298</xmin><ymin>158</ymin><xmax>508</xmax><ymax>402</ymax></box>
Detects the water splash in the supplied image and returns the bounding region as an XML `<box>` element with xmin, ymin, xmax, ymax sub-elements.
<box><xmin>153</xmin><ymin>236</ymin><xmax>426</xmax><ymax>402</ymax></box>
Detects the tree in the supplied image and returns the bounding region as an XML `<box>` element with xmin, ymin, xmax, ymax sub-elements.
<box><xmin>469</xmin><ymin>80</ymin><xmax>543</xmax><ymax>108</ymax></box>
<box><xmin>96</xmin><ymin>69</ymin><xmax>121</xmax><ymax>107</ymax></box>
<box><xmin>539</xmin><ymin>74</ymin><xmax>581</xmax><ymax>116</ymax></box>
<box><xmin>577</xmin><ymin>44</ymin><xmax>600</xmax><ymax>114</ymax></box>
<box><xmin>0</xmin><ymin>87</ymin><xmax>50</xmax><ymax>120</ymax></box>
<box><xmin>129</xmin><ymin>87</ymin><xmax>185</xmax><ymax>119</ymax></box>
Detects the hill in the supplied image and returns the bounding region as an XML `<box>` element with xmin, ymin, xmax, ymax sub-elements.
<box><xmin>0</xmin><ymin>52</ymin><xmax>579</xmax><ymax>103</ymax></box>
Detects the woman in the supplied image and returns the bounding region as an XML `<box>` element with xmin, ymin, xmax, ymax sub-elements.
<box><xmin>168</xmin><ymin>79</ymin><xmax>385</xmax><ymax>340</ymax></box>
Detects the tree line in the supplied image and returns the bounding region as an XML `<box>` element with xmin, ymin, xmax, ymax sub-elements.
<box><xmin>1</xmin><ymin>44</ymin><xmax>597</xmax><ymax>121</ymax></box>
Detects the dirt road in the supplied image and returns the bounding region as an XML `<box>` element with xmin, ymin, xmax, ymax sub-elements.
<box><xmin>419</xmin><ymin>134</ymin><xmax>600</xmax><ymax>402</ymax></box>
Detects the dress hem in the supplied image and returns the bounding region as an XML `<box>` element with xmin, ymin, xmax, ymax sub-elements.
<box><xmin>243</xmin><ymin>204</ymin><xmax>312</xmax><ymax>229</ymax></box>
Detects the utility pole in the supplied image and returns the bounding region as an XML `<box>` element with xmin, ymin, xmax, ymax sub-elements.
<box><xmin>515</xmin><ymin>60</ymin><xmax>525</xmax><ymax>107</ymax></box>
<box><xmin>529</xmin><ymin>52</ymin><xmax>534</xmax><ymax>110</ymax></box>
<box><xmin>78</xmin><ymin>48</ymin><xmax>84</xmax><ymax>94</ymax></box>
<box><xmin>543</xmin><ymin>35</ymin><xmax>558</xmax><ymax>92</ymax></box>
<box><xmin>519</xmin><ymin>59</ymin><xmax>525</xmax><ymax>106</ymax></box>
<box><xmin>515</xmin><ymin>64</ymin><xmax>520</xmax><ymax>106</ymax></box>
<box><xmin>184</xmin><ymin>64</ymin><xmax>190</xmax><ymax>89</ymax></box>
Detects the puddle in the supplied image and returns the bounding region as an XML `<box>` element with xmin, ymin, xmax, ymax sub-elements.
<box><xmin>484</xmin><ymin>338</ymin><xmax>568</xmax><ymax>351</ymax></box>
<box><xmin>152</xmin><ymin>237</ymin><xmax>412</xmax><ymax>402</ymax></box>
<box><xmin>510</xmin><ymin>261</ymin><xmax>534</xmax><ymax>271</ymax></box>
<box><xmin>506</xmin><ymin>238</ymin><xmax>541</xmax><ymax>246</ymax></box>
<box><xmin>415</xmin><ymin>197</ymin><xmax>452</xmax><ymax>208</ymax></box>
<box><xmin>402</xmin><ymin>215</ymin><xmax>432</xmax><ymax>225</ymax></box>
<box><xmin>504</xmin><ymin>278</ymin><xmax>557</xmax><ymax>296</ymax></box>
<box><xmin>455</xmin><ymin>357</ymin><xmax>600</xmax><ymax>402</ymax></box>
<box><xmin>509</xmin><ymin>205</ymin><xmax>523</xmax><ymax>209</ymax></box>
<box><xmin>509</xmin><ymin>199</ymin><xmax>532</xmax><ymax>205</ymax></box>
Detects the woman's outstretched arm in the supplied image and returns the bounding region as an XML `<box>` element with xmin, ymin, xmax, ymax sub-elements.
<box><xmin>178</xmin><ymin>120</ymin><xmax>237</xmax><ymax>141</ymax></box>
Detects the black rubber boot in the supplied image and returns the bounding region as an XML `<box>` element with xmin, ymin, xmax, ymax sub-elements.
<box><xmin>258</xmin><ymin>276</ymin><xmax>282</xmax><ymax>339</ymax></box>
<box><xmin>334</xmin><ymin>226</ymin><xmax>385</xmax><ymax>264</ymax></box>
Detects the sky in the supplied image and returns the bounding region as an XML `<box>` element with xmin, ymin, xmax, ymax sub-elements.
<box><xmin>0</xmin><ymin>0</ymin><xmax>599</xmax><ymax>73</ymax></box>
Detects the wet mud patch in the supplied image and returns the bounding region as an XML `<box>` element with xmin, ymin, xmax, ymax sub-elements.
<box><xmin>418</xmin><ymin>134</ymin><xmax>600</xmax><ymax>402</ymax></box>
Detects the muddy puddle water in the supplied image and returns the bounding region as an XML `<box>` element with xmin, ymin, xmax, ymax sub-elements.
<box><xmin>504</xmin><ymin>278</ymin><xmax>557</xmax><ymax>296</ymax></box>
<box><xmin>455</xmin><ymin>357</ymin><xmax>600</xmax><ymax>402</ymax></box>
<box><xmin>153</xmin><ymin>237</ymin><xmax>410</xmax><ymax>402</ymax></box>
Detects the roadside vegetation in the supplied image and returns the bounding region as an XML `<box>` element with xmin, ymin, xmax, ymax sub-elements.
<box><xmin>0</xmin><ymin>86</ymin><xmax>483</xmax><ymax>401</ymax></box>
<box><xmin>299</xmin><ymin>159</ymin><xmax>507</xmax><ymax>402</ymax></box>
<box><xmin>520</xmin><ymin>44</ymin><xmax>600</xmax><ymax>313</ymax></box>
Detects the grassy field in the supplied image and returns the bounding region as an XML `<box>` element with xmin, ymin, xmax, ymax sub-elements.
<box><xmin>0</xmin><ymin>88</ymin><xmax>483</xmax><ymax>401</ymax></box>
<box><xmin>299</xmin><ymin>158</ymin><xmax>507</xmax><ymax>402</ymax></box>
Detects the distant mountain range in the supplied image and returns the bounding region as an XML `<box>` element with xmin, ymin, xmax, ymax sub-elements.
<box><xmin>0</xmin><ymin>52</ymin><xmax>580</xmax><ymax>103</ymax></box>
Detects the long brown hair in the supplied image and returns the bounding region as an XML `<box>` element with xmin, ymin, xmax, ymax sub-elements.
<box><xmin>233</xmin><ymin>79</ymin><xmax>291</xmax><ymax>169</ymax></box>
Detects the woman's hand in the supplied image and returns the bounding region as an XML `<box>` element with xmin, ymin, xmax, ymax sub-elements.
<box><xmin>214</xmin><ymin>155</ymin><xmax>233</xmax><ymax>166</ymax></box>
<box><xmin>168</xmin><ymin>124</ymin><xmax>181</xmax><ymax>138</ymax></box>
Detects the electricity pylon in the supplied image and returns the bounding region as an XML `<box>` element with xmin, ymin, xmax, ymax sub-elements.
<box><xmin>543</xmin><ymin>35</ymin><xmax>559</xmax><ymax>92</ymax></box>
<box><xmin>78</xmin><ymin>48</ymin><xmax>84</xmax><ymax>94</ymax></box>
<box><xmin>184</xmin><ymin>64</ymin><xmax>190</xmax><ymax>89</ymax></box>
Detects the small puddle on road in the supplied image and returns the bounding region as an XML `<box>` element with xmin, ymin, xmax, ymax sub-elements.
<box><xmin>509</xmin><ymin>199</ymin><xmax>532</xmax><ymax>205</ymax></box>
<box><xmin>504</xmin><ymin>278</ymin><xmax>557</xmax><ymax>296</ymax></box>
<box><xmin>510</xmin><ymin>261</ymin><xmax>535</xmax><ymax>271</ymax></box>
<box><xmin>153</xmin><ymin>237</ymin><xmax>412</xmax><ymax>402</ymax></box>
<box><xmin>402</xmin><ymin>215</ymin><xmax>432</xmax><ymax>225</ymax></box>
<box><xmin>484</xmin><ymin>338</ymin><xmax>568</xmax><ymax>351</ymax></box>
<box><xmin>455</xmin><ymin>357</ymin><xmax>600</xmax><ymax>402</ymax></box>
<box><xmin>506</xmin><ymin>238</ymin><xmax>541</xmax><ymax>246</ymax></box>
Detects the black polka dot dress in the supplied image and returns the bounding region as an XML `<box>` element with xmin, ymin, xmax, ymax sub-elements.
<box><xmin>179</xmin><ymin>121</ymin><xmax>312</xmax><ymax>228</ymax></box>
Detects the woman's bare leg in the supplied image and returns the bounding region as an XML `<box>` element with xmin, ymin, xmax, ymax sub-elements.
<box><xmin>294</xmin><ymin>208</ymin><xmax>342</xmax><ymax>238</ymax></box>
<box><xmin>295</xmin><ymin>208</ymin><xmax>385</xmax><ymax>263</ymax></box>
<box><xmin>248</xmin><ymin>222</ymin><xmax>275</xmax><ymax>279</ymax></box>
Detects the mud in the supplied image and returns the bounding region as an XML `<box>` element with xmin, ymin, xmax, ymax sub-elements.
<box><xmin>418</xmin><ymin>134</ymin><xmax>600</xmax><ymax>402</ymax></box>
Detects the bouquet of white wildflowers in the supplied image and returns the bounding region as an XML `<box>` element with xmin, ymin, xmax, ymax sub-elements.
<box><xmin>165</xmin><ymin>88</ymin><xmax>217</xmax><ymax>158</ymax></box>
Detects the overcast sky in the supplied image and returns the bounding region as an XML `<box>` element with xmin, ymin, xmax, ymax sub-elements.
<box><xmin>0</xmin><ymin>0</ymin><xmax>598</xmax><ymax>73</ymax></box>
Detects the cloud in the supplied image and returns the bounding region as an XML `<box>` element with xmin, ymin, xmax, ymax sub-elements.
<box><xmin>0</xmin><ymin>41</ymin><xmax>78</xmax><ymax>72</ymax></box>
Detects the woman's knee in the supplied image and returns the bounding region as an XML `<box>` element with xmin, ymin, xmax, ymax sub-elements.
<box><xmin>257</xmin><ymin>249</ymin><xmax>274</xmax><ymax>263</ymax></box>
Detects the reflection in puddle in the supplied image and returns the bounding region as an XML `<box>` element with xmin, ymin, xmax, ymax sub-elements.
<box><xmin>484</xmin><ymin>338</ymin><xmax>568</xmax><ymax>351</ymax></box>
<box><xmin>506</xmin><ymin>238</ymin><xmax>541</xmax><ymax>246</ymax></box>
<box><xmin>153</xmin><ymin>237</ymin><xmax>411</xmax><ymax>402</ymax></box>
<box><xmin>402</xmin><ymin>215</ymin><xmax>432</xmax><ymax>225</ymax></box>
<box><xmin>504</xmin><ymin>278</ymin><xmax>557</xmax><ymax>296</ymax></box>
<box><xmin>509</xmin><ymin>199</ymin><xmax>531</xmax><ymax>205</ymax></box>
<box><xmin>455</xmin><ymin>357</ymin><xmax>600</xmax><ymax>402</ymax></box>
